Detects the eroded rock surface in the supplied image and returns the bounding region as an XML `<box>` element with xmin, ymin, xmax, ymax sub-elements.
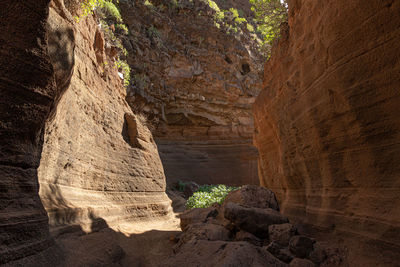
<box><xmin>38</xmin><ymin>0</ymin><xmax>172</xmax><ymax>230</ymax></box>
<box><xmin>253</xmin><ymin>0</ymin><xmax>400</xmax><ymax>254</ymax></box>
<box><xmin>0</xmin><ymin>0</ymin><xmax>61</xmax><ymax>264</ymax></box>
<box><xmin>119</xmin><ymin>0</ymin><xmax>262</xmax><ymax>186</ymax></box>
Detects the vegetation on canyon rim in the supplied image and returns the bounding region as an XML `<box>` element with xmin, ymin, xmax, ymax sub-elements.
<box><xmin>186</xmin><ymin>184</ymin><xmax>239</xmax><ymax>209</ymax></box>
<box><xmin>77</xmin><ymin>0</ymin><xmax>287</xmax><ymax>58</ymax></box>
<box><xmin>74</xmin><ymin>0</ymin><xmax>131</xmax><ymax>86</ymax></box>
<box><xmin>206</xmin><ymin>0</ymin><xmax>287</xmax><ymax>56</ymax></box>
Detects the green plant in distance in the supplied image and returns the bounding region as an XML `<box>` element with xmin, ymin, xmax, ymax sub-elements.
<box><xmin>186</xmin><ymin>184</ymin><xmax>239</xmax><ymax>209</ymax></box>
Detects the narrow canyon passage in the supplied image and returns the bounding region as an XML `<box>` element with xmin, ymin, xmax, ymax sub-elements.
<box><xmin>1</xmin><ymin>0</ymin><xmax>399</xmax><ymax>266</ymax></box>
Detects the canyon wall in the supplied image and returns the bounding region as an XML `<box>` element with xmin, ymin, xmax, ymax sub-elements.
<box><xmin>120</xmin><ymin>0</ymin><xmax>262</xmax><ymax>186</ymax></box>
<box><xmin>0</xmin><ymin>0</ymin><xmax>171</xmax><ymax>264</ymax></box>
<box><xmin>0</xmin><ymin>0</ymin><xmax>60</xmax><ymax>264</ymax></box>
<box><xmin>38</xmin><ymin>0</ymin><xmax>171</xmax><ymax>230</ymax></box>
<box><xmin>254</xmin><ymin>0</ymin><xmax>400</xmax><ymax>251</ymax></box>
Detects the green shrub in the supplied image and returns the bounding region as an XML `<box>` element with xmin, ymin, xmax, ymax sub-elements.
<box><xmin>186</xmin><ymin>184</ymin><xmax>239</xmax><ymax>209</ymax></box>
<box><xmin>75</xmin><ymin>0</ymin><xmax>123</xmax><ymax>22</ymax></box>
<box><xmin>115</xmin><ymin>59</ymin><xmax>131</xmax><ymax>86</ymax></box>
<box><xmin>147</xmin><ymin>26</ymin><xmax>160</xmax><ymax>38</ymax></box>
<box><xmin>115</xmin><ymin>23</ymin><xmax>129</xmax><ymax>35</ymax></box>
<box><xmin>176</xmin><ymin>180</ymin><xmax>188</xmax><ymax>191</ymax></box>
<box><xmin>246</xmin><ymin>23</ymin><xmax>255</xmax><ymax>32</ymax></box>
<box><xmin>74</xmin><ymin>0</ymin><xmax>105</xmax><ymax>22</ymax></box>
<box><xmin>250</xmin><ymin>0</ymin><xmax>288</xmax><ymax>56</ymax></box>
<box><xmin>102</xmin><ymin>1</ymin><xmax>122</xmax><ymax>22</ymax></box>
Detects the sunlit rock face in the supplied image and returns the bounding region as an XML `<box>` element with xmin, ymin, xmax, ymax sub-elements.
<box><xmin>118</xmin><ymin>0</ymin><xmax>263</xmax><ymax>186</ymax></box>
<box><xmin>37</xmin><ymin>1</ymin><xmax>171</xmax><ymax>231</ymax></box>
<box><xmin>254</xmin><ymin>0</ymin><xmax>400</xmax><ymax>253</ymax></box>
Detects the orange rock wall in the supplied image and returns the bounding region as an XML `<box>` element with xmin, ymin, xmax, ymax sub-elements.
<box><xmin>254</xmin><ymin>0</ymin><xmax>400</xmax><ymax>248</ymax></box>
<box><xmin>38</xmin><ymin>1</ymin><xmax>171</xmax><ymax>230</ymax></box>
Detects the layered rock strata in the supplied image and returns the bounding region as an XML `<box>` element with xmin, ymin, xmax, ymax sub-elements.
<box><xmin>38</xmin><ymin>0</ymin><xmax>171</xmax><ymax>230</ymax></box>
<box><xmin>253</xmin><ymin>0</ymin><xmax>400</xmax><ymax>252</ymax></box>
<box><xmin>0</xmin><ymin>0</ymin><xmax>59</xmax><ymax>264</ymax></box>
<box><xmin>119</xmin><ymin>0</ymin><xmax>262</xmax><ymax>186</ymax></box>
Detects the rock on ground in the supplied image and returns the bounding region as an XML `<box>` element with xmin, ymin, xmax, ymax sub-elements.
<box><xmin>223</xmin><ymin>185</ymin><xmax>280</xmax><ymax>211</ymax></box>
<box><xmin>224</xmin><ymin>202</ymin><xmax>289</xmax><ymax>238</ymax></box>
<box><xmin>166</xmin><ymin>240</ymin><xmax>288</xmax><ymax>267</ymax></box>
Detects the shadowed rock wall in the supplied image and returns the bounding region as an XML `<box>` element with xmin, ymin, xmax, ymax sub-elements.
<box><xmin>0</xmin><ymin>0</ymin><xmax>173</xmax><ymax>264</ymax></box>
<box><xmin>118</xmin><ymin>1</ymin><xmax>263</xmax><ymax>186</ymax></box>
<box><xmin>0</xmin><ymin>0</ymin><xmax>60</xmax><ymax>264</ymax></box>
<box><xmin>254</xmin><ymin>0</ymin><xmax>400</xmax><ymax>251</ymax></box>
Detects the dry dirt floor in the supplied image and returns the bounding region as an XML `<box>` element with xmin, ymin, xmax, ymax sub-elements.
<box><xmin>53</xmin><ymin>189</ymin><xmax>186</xmax><ymax>267</ymax></box>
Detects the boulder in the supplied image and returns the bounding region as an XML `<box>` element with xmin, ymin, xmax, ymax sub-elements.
<box><xmin>309</xmin><ymin>242</ymin><xmax>327</xmax><ymax>264</ymax></box>
<box><xmin>289</xmin><ymin>236</ymin><xmax>315</xmax><ymax>258</ymax></box>
<box><xmin>269</xmin><ymin>223</ymin><xmax>297</xmax><ymax>246</ymax></box>
<box><xmin>179</xmin><ymin>206</ymin><xmax>219</xmax><ymax>230</ymax></box>
<box><xmin>265</xmin><ymin>242</ymin><xmax>295</xmax><ymax>263</ymax></box>
<box><xmin>183</xmin><ymin>181</ymin><xmax>200</xmax><ymax>198</ymax></box>
<box><xmin>224</xmin><ymin>202</ymin><xmax>289</xmax><ymax>238</ymax></box>
<box><xmin>165</xmin><ymin>240</ymin><xmax>288</xmax><ymax>267</ymax></box>
<box><xmin>224</xmin><ymin>185</ymin><xmax>280</xmax><ymax>211</ymax></box>
<box><xmin>175</xmin><ymin>223</ymin><xmax>230</xmax><ymax>251</ymax></box>
<box><xmin>290</xmin><ymin>258</ymin><xmax>315</xmax><ymax>267</ymax></box>
<box><xmin>235</xmin><ymin>231</ymin><xmax>262</xmax><ymax>246</ymax></box>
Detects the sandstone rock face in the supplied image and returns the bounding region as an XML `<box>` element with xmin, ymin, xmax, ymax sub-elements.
<box><xmin>37</xmin><ymin>1</ymin><xmax>171</xmax><ymax>230</ymax></box>
<box><xmin>119</xmin><ymin>0</ymin><xmax>262</xmax><ymax>186</ymax></box>
<box><xmin>253</xmin><ymin>0</ymin><xmax>400</xmax><ymax>250</ymax></box>
<box><xmin>0</xmin><ymin>0</ymin><xmax>60</xmax><ymax>264</ymax></box>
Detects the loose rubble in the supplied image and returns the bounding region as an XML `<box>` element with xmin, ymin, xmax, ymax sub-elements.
<box><xmin>166</xmin><ymin>185</ymin><xmax>335</xmax><ymax>266</ymax></box>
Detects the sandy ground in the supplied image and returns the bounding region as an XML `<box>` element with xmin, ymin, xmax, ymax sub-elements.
<box><xmin>53</xmin><ymin>190</ymin><xmax>186</xmax><ymax>267</ymax></box>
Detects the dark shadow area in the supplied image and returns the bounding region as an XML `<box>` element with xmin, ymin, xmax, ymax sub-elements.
<box><xmin>46</xmin><ymin>25</ymin><xmax>75</xmax><ymax>122</ymax></box>
<box><xmin>5</xmin><ymin>211</ymin><xmax>180</xmax><ymax>267</ymax></box>
<box><xmin>0</xmin><ymin>1</ymin><xmax>75</xmax><ymax>264</ymax></box>
<box><xmin>156</xmin><ymin>139</ymin><xmax>259</xmax><ymax>187</ymax></box>
<box><xmin>50</xmin><ymin>214</ymin><xmax>180</xmax><ymax>267</ymax></box>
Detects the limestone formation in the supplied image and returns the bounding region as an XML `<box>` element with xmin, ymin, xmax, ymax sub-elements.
<box><xmin>253</xmin><ymin>0</ymin><xmax>400</xmax><ymax>252</ymax></box>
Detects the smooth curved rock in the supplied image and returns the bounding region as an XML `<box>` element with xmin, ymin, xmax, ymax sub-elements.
<box><xmin>253</xmin><ymin>0</ymin><xmax>400</xmax><ymax>251</ymax></box>
<box><xmin>38</xmin><ymin>1</ymin><xmax>172</xmax><ymax>230</ymax></box>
